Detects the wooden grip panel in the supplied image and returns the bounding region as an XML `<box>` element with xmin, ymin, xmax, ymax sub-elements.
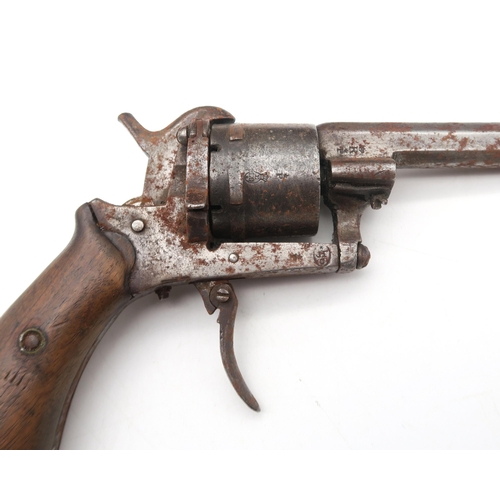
<box><xmin>0</xmin><ymin>204</ymin><xmax>134</xmax><ymax>449</ymax></box>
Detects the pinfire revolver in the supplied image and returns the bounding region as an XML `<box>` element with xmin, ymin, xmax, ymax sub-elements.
<box><xmin>1</xmin><ymin>106</ymin><xmax>500</xmax><ymax>449</ymax></box>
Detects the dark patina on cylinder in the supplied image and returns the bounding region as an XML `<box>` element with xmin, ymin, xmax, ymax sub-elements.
<box><xmin>209</xmin><ymin>123</ymin><xmax>321</xmax><ymax>240</ymax></box>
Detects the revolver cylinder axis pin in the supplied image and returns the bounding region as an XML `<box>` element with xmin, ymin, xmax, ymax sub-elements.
<box><xmin>88</xmin><ymin>108</ymin><xmax>500</xmax><ymax>411</ymax></box>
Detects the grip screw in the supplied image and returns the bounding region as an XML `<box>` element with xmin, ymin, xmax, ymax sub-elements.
<box><xmin>19</xmin><ymin>328</ymin><xmax>46</xmax><ymax>355</ymax></box>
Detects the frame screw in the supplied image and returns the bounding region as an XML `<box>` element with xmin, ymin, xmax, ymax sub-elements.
<box><xmin>228</xmin><ymin>253</ymin><xmax>239</xmax><ymax>263</ymax></box>
<box><xmin>216</xmin><ymin>288</ymin><xmax>230</xmax><ymax>303</ymax></box>
<box><xmin>131</xmin><ymin>219</ymin><xmax>145</xmax><ymax>232</ymax></box>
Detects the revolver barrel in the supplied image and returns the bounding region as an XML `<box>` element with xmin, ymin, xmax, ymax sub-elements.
<box><xmin>317</xmin><ymin>123</ymin><xmax>500</xmax><ymax>271</ymax></box>
<box><xmin>317</xmin><ymin>123</ymin><xmax>500</xmax><ymax>170</ymax></box>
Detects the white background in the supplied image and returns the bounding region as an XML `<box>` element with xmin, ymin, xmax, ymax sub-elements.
<box><xmin>1</xmin><ymin>0</ymin><xmax>500</xmax><ymax>451</ymax></box>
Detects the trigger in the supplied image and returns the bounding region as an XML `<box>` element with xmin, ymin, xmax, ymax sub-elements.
<box><xmin>194</xmin><ymin>281</ymin><xmax>260</xmax><ymax>412</ymax></box>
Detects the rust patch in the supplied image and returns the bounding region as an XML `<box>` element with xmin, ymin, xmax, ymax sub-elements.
<box><xmin>459</xmin><ymin>137</ymin><xmax>469</xmax><ymax>151</ymax></box>
<box><xmin>486</xmin><ymin>140</ymin><xmax>500</xmax><ymax>152</ymax></box>
<box><xmin>441</xmin><ymin>131</ymin><xmax>457</xmax><ymax>143</ymax></box>
<box><xmin>286</xmin><ymin>253</ymin><xmax>304</xmax><ymax>267</ymax></box>
<box><xmin>477</xmin><ymin>124</ymin><xmax>500</xmax><ymax>132</ymax></box>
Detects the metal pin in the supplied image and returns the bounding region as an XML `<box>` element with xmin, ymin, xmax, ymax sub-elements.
<box><xmin>176</xmin><ymin>127</ymin><xmax>188</xmax><ymax>145</ymax></box>
<box><xmin>131</xmin><ymin>220</ymin><xmax>145</xmax><ymax>232</ymax></box>
<box><xmin>19</xmin><ymin>328</ymin><xmax>46</xmax><ymax>355</ymax></box>
<box><xmin>228</xmin><ymin>253</ymin><xmax>239</xmax><ymax>263</ymax></box>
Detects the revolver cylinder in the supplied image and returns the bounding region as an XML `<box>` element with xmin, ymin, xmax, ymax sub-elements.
<box><xmin>209</xmin><ymin>123</ymin><xmax>321</xmax><ymax>240</ymax></box>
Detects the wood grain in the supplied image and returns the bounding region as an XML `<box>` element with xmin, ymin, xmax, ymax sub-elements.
<box><xmin>0</xmin><ymin>204</ymin><xmax>135</xmax><ymax>449</ymax></box>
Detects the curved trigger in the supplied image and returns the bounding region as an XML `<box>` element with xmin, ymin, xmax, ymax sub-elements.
<box><xmin>194</xmin><ymin>281</ymin><xmax>260</xmax><ymax>412</ymax></box>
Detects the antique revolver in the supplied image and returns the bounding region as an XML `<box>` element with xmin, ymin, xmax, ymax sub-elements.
<box><xmin>1</xmin><ymin>106</ymin><xmax>499</xmax><ymax>449</ymax></box>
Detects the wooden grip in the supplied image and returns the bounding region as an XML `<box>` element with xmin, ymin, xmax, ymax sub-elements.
<box><xmin>0</xmin><ymin>204</ymin><xmax>135</xmax><ymax>449</ymax></box>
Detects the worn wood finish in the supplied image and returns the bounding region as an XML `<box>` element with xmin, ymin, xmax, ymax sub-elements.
<box><xmin>0</xmin><ymin>204</ymin><xmax>135</xmax><ymax>449</ymax></box>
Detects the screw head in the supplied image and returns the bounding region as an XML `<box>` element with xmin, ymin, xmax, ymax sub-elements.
<box><xmin>19</xmin><ymin>328</ymin><xmax>46</xmax><ymax>355</ymax></box>
<box><xmin>216</xmin><ymin>288</ymin><xmax>230</xmax><ymax>303</ymax></box>
<box><xmin>228</xmin><ymin>253</ymin><xmax>239</xmax><ymax>263</ymax></box>
<box><xmin>131</xmin><ymin>219</ymin><xmax>145</xmax><ymax>232</ymax></box>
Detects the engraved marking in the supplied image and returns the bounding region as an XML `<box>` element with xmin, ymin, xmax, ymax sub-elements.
<box><xmin>314</xmin><ymin>245</ymin><xmax>332</xmax><ymax>267</ymax></box>
<box><xmin>2</xmin><ymin>369</ymin><xmax>28</xmax><ymax>390</ymax></box>
<box><xmin>2</xmin><ymin>362</ymin><xmax>31</xmax><ymax>392</ymax></box>
<box><xmin>337</xmin><ymin>145</ymin><xmax>366</xmax><ymax>155</ymax></box>
<box><xmin>276</xmin><ymin>170</ymin><xmax>289</xmax><ymax>180</ymax></box>
<box><xmin>52</xmin><ymin>318</ymin><xmax>70</xmax><ymax>328</ymax></box>
<box><xmin>244</xmin><ymin>170</ymin><xmax>269</xmax><ymax>183</ymax></box>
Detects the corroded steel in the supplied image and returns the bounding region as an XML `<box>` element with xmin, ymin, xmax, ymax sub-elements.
<box><xmin>318</xmin><ymin>122</ymin><xmax>500</xmax><ymax>271</ymax></box>
<box><xmin>195</xmin><ymin>281</ymin><xmax>260</xmax><ymax>411</ymax></box>
<box><xmin>318</xmin><ymin>123</ymin><xmax>500</xmax><ymax>169</ymax></box>
<box><xmin>88</xmin><ymin>108</ymin><xmax>500</xmax><ymax>410</ymax></box>
<box><xmin>209</xmin><ymin>123</ymin><xmax>321</xmax><ymax>240</ymax></box>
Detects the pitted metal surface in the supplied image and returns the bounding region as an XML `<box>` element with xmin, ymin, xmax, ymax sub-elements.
<box><xmin>88</xmin><ymin>107</ymin><xmax>500</xmax><ymax>410</ymax></box>
<box><xmin>318</xmin><ymin>123</ymin><xmax>500</xmax><ymax>271</ymax></box>
<box><xmin>209</xmin><ymin>123</ymin><xmax>321</xmax><ymax>240</ymax></box>
<box><xmin>318</xmin><ymin>123</ymin><xmax>500</xmax><ymax>168</ymax></box>
<box><xmin>90</xmin><ymin>199</ymin><xmax>340</xmax><ymax>294</ymax></box>
<box><xmin>119</xmin><ymin>107</ymin><xmax>234</xmax><ymax>206</ymax></box>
